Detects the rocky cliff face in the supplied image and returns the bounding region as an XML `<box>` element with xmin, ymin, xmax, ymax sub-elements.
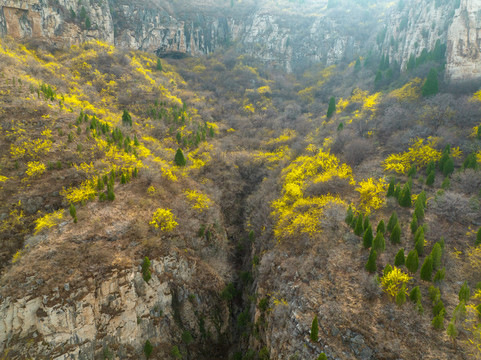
<box><xmin>446</xmin><ymin>0</ymin><xmax>481</xmax><ymax>81</ymax></box>
<box><xmin>380</xmin><ymin>0</ymin><xmax>455</xmax><ymax>69</ymax></box>
<box><xmin>0</xmin><ymin>254</ymin><xmax>230</xmax><ymax>359</ymax></box>
<box><xmin>0</xmin><ymin>0</ymin><xmax>379</xmax><ymax>72</ymax></box>
<box><xmin>380</xmin><ymin>0</ymin><xmax>481</xmax><ymax>81</ymax></box>
<box><xmin>2</xmin><ymin>0</ymin><xmax>481</xmax><ymax>78</ymax></box>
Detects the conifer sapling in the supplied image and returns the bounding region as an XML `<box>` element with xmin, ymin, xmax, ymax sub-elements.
<box><xmin>69</xmin><ymin>203</ymin><xmax>77</xmax><ymax>224</ymax></box>
<box><xmin>459</xmin><ymin>281</ymin><xmax>470</xmax><ymax>302</ymax></box>
<box><xmin>376</xmin><ymin>219</ymin><xmax>385</xmax><ymax>234</ymax></box>
<box><xmin>390</xmin><ymin>223</ymin><xmax>401</xmax><ymax>244</ymax></box>
<box><xmin>420</xmin><ymin>255</ymin><xmax>433</xmax><ymax>282</ymax></box>
<box><xmin>365</xmin><ymin>250</ymin><xmax>377</xmax><ymax>273</ymax></box>
<box><xmin>387</xmin><ymin>212</ymin><xmax>398</xmax><ymax>232</ymax></box>
<box><xmin>373</xmin><ymin>231</ymin><xmax>385</xmax><ymax>253</ymax></box>
<box><xmin>354</xmin><ymin>213</ymin><xmax>364</xmax><ymax>236</ymax></box>
<box><xmin>406</xmin><ymin>249</ymin><xmax>419</xmax><ymax>274</ymax></box>
<box><xmin>394</xmin><ymin>248</ymin><xmax>405</xmax><ymax>267</ymax></box>
<box><xmin>174</xmin><ymin>148</ymin><xmax>187</xmax><ymax>166</ymax></box>
<box><xmin>310</xmin><ymin>315</ymin><xmax>319</xmax><ymax>342</ymax></box>
<box><xmin>363</xmin><ymin>225</ymin><xmax>373</xmax><ymax>249</ymax></box>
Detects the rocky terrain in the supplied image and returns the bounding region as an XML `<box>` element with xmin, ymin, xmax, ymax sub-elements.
<box><xmin>2</xmin><ymin>0</ymin><xmax>478</xmax><ymax>78</ymax></box>
<box><xmin>1</xmin><ymin>1</ymin><xmax>481</xmax><ymax>360</ymax></box>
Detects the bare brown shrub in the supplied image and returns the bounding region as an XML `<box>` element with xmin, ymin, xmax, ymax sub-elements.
<box><xmin>342</xmin><ymin>137</ymin><xmax>374</xmax><ymax>166</ymax></box>
<box><xmin>452</xmin><ymin>169</ymin><xmax>481</xmax><ymax>195</ymax></box>
<box><xmin>304</xmin><ymin>176</ymin><xmax>351</xmax><ymax>197</ymax></box>
<box><xmin>430</xmin><ymin>191</ymin><xmax>478</xmax><ymax>224</ymax></box>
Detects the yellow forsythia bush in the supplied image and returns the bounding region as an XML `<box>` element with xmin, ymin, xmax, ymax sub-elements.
<box><xmin>380</xmin><ymin>267</ymin><xmax>412</xmax><ymax>297</ymax></box>
<box><xmin>150</xmin><ymin>208</ymin><xmax>178</xmax><ymax>231</ymax></box>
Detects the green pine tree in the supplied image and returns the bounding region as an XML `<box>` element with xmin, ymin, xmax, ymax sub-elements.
<box><xmin>414</xmin><ymin>226</ymin><xmax>425</xmax><ymax>244</ymax></box>
<box><xmin>317</xmin><ymin>353</ymin><xmax>328</xmax><ymax>360</ymax></box>
<box><xmin>443</xmin><ymin>157</ymin><xmax>454</xmax><ymax>177</ymax></box>
<box><xmin>414</xmin><ymin>201</ymin><xmax>425</xmax><ymax>222</ymax></box>
<box><xmin>420</xmin><ymin>255</ymin><xmax>433</xmax><ymax>281</ymax></box>
<box><xmin>459</xmin><ymin>281</ymin><xmax>470</xmax><ymax>302</ymax></box>
<box><xmin>394</xmin><ymin>248</ymin><xmax>405</xmax><ymax>267</ymax></box>
<box><xmin>426</xmin><ymin>161</ymin><xmax>436</xmax><ymax>175</ymax></box>
<box><xmin>441</xmin><ymin>177</ymin><xmax>451</xmax><ymax>189</ymax></box>
<box><xmin>431</xmin><ymin>243</ymin><xmax>443</xmax><ymax>270</ymax></box>
<box><xmin>107</xmin><ymin>182</ymin><xmax>115</xmax><ymax>201</ymax></box>
<box><xmin>409</xmin><ymin>286</ymin><xmax>421</xmax><ymax>303</ymax></box>
<box><xmin>447</xmin><ymin>321</ymin><xmax>458</xmax><ymax>348</ymax></box>
<box><xmin>438</xmin><ymin>152</ymin><xmax>450</xmax><ymax>171</ymax></box>
<box><xmin>156</xmin><ymin>58</ymin><xmax>163</xmax><ymax>71</ymax></box>
<box><xmin>422</xmin><ymin>68</ymin><xmax>439</xmax><ymax>97</ymax></box>
<box><xmin>433</xmin><ymin>267</ymin><xmax>445</xmax><ymax>283</ymax></box>
<box><xmin>365</xmin><ymin>250</ymin><xmax>377</xmax><ymax>273</ymax></box>
<box><xmin>432</xmin><ymin>313</ymin><xmax>445</xmax><ymax>330</ymax></box>
<box><xmin>354</xmin><ymin>213</ymin><xmax>364</xmax><ymax>236</ymax></box>
<box><xmin>350</xmin><ymin>215</ymin><xmax>357</xmax><ymax>229</ymax></box>
<box><xmin>426</xmin><ymin>170</ymin><xmax>435</xmax><ymax>186</ymax></box>
<box><xmin>69</xmin><ymin>203</ymin><xmax>77</xmax><ymax>224</ymax></box>
<box><xmin>433</xmin><ymin>299</ymin><xmax>446</xmax><ymax>316</ymax></box>
<box><xmin>390</xmin><ymin>223</ymin><xmax>401</xmax><ymax>244</ymax></box>
<box><xmin>310</xmin><ymin>315</ymin><xmax>319</xmax><ymax>342</ymax></box>
<box><xmin>416</xmin><ymin>190</ymin><xmax>427</xmax><ymax>208</ymax></box>
<box><xmin>410</xmin><ymin>214</ymin><xmax>418</xmax><ymax>234</ymax></box>
<box><xmin>387</xmin><ymin>212</ymin><xmax>398</xmax><ymax>232</ymax></box>
<box><xmin>142</xmin><ymin>257</ymin><xmax>151</xmax><ymax>282</ymax></box>
<box><xmin>415</xmin><ymin>237</ymin><xmax>425</xmax><ymax>256</ymax></box>
<box><xmin>476</xmin><ymin>227</ymin><xmax>481</xmax><ymax>246</ymax></box>
<box><xmin>376</xmin><ymin>220</ymin><xmax>385</xmax><ymax>234</ymax></box>
<box><xmin>387</xmin><ymin>179</ymin><xmax>395</xmax><ymax>197</ymax></box>
<box><xmin>122</xmin><ymin>110</ymin><xmax>132</xmax><ymax>126</ymax></box>
<box><xmin>345</xmin><ymin>205</ymin><xmax>354</xmax><ymax>225</ymax></box>
<box><xmin>363</xmin><ymin>216</ymin><xmax>370</xmax><ymax>231</ymax></box>
<box><xmin>396</xmin><ymin>285</ymin><xmax>407</xmax><ymax>306</ymax></box>
<box><xmin>384</xmin><ymin>264</ymin><xmax>393</xmax><ymax>276</ymax></box>
<box><xmin>407</xmin><ymin>164</ymin><xmax>417</xmax><ymax>178</ymax></box>
<box><xmin>373</xmin><ymin>232</ymin><xmax>385</xmax><ymax>253</ymax></box>
<box><xmin>144</xmin><ymin>340</ymin><xmax>153</xmax><ymax>359</ymax></box>
<box><xmin>393</xmin><ymin>183</ymin><xmax>401</xmax><ymax>199</ymax></box>
<box><xmin>406</xmin><ymin>249</ymin><xmax>419</xmax><ymax>274</ymax></box>
<box><xmin>363</xmin><ymin>225</ymin><xmax>373</xmax><ymax>249</ymax></box>
<box><xmin>398</xmin><ymin>182</ymin><xmax>412</xmax><ymax>207</ymax></box>
<box><xmin>174</xmin><ymin>148</ymin><xmax>187</xmax><ymax>166</ymax></box>
<box><xmin>327</xmin><ymin>96</ymin><xmax>336</xmax><ymax>118</ymax></box>
<box><xmin>463</xmin><ymin>152</ymin><xmax>478</xmax><ymax>170</ymax></box>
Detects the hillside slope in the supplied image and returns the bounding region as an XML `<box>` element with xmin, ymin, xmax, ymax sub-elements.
<box><xmin>0</xmin><ymin>26</ymin><xmax>481</xmax><ymax>360</ymax></box>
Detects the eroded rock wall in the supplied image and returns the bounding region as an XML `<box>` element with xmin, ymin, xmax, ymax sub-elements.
<box><xmin>0</xmin><ymin>255</ymin><xmax>229</xmax><ymax>359</ymax></box>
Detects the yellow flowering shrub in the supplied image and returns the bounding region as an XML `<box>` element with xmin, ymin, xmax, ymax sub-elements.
<box><xmin>389</xmin><ymin>78</ymin><xmax>422</xmax><ymax>101</ymax></box>
<box><xmin>383</xmin><ymin>137</ymin><xmax>442</xmax><ymax>174</ymax></box>
<box><xmin>380</xmin><ymin>267</ymin><xmax>412</xmax><ymax>297</ymax></box>
<box><xmin>150</xmin><ymin>208</ymin><xmax>178</xmax><ymax>231</ymax></box>
<box><xmin>355</xmin><ymin>178</ymin><xmax>387</xmax><ymax>213</ymax></box>
<box><xmin>253</xmin><ymin>146</ymin><xmax>292</xmax><ymax>167</ymax></box>
<box><xmin>244</xmin><ymin>103</ymin><xmax>255</xmax><ymax>113</ymax></box>
<box><xmin>34</xmin><ymin>210</ymin><xmax>64</xmax><ymax>234</ymax></box>
<box><xmin>60</xmin><ymin>179</ymin><xmax>97</xmax><ymax>204</ymax></box>
<box><xmin>25</xmin><ymin>161</ymin><xmax>46</xmax><ymax>178</ymax></box>
<box><xmin>0</xmin><ymin>175</ymin><xmax>8</xmax><ymax>183</ymax></box>
<box><xmin>184</xmin><ymin>190</ymin><xmax>211</xmax><ymax>212</ymax></box>
<box><xmin>264</xmin><ymin>129</ymin><xmax>297</xmax><ymax>146</ymax></box>
<box><xmin>10</xmin><ymin>138</ymin><xmax>53</xmax><ymax>159</ymax></box>
<box><xmin>271</xmin><ymin>148</ymin><xmax>353</xmax><ymax>238</ymax></box>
